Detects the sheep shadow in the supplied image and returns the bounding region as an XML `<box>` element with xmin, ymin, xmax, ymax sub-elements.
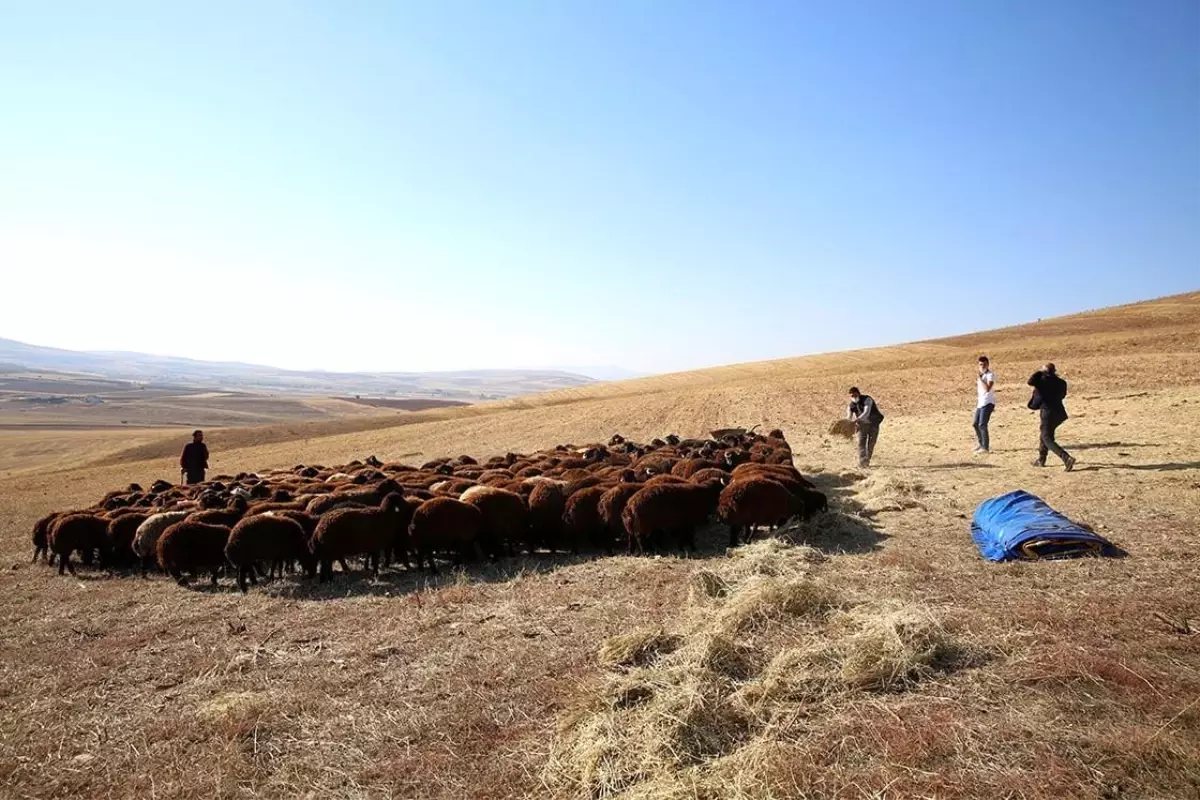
<box><xmin>270</xmin><ymin>555</ymin><xmax>588</xmax><ymax>601</ymax></box>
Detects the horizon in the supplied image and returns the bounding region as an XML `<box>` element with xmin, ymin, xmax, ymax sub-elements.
<box><xmin>3</xmin><ymin>288</ymin><xmax>1194</xmax><ymax>380</ymax></box>
<box><xmin>3</xmin><ymin>2</ymin><xmax>1198</xmax><ymax>374</ymax></box>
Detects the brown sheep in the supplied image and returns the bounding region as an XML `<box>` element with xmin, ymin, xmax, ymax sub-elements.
<box><xmin>460</xmin><ymin>486</ymin><xmax>528</xmax><ymax>557</ymax></box>
<box><xmin>106</xmin><ymin>512</ymin><xmax>150</xmax><ymax>568</ymax></box>
<box><xmin>408</xmin><ymin>497</ymin><xmax>483</xmax><ymax>573</ymax></box>
<box><xmin>563</xmin><ymin>486</ymin><xmax>612</xmax><ymax>553</ymax></box>
<box><xmin>621</xmin><ymin>481</ymin><xmax>722</xmax><ymax>554</ymax></box>
<box><xmin>225</xmin><ymin>515</ymin><xmax>315</xmax><ymax>592</ymax></box>
<box><xmin>31</xmin><ymin>511</ymin><xmax>65</xmax><ymax>563</ymax></box>
<box><xmin>689</xmin><ymin>468</ymin><xmax>731</xmax><ymax>486</ymax></box>
<box><xmin>672</xmin><ymin>458</ymin><xmax>719</xmax><ymax>479</ymax></box>
<box><xmin>718</xmin><ymin>476</ymin><xmax>801</xmax><ymax>547</ymax></box>
<box><xmin>643</xmin><ymin>473</ymin><xmax>688</xmax><ymax>487</ymax></box>
<box><xmin>156</xmin><ymin>521</ymin><xmax>231</xmax><ymax>586</ymax></box>
<box><xmin>597</xmin><ymin>483</ymin><xmax>643</xmax><ymax>544</ymax></box>
<box><xmin>306</xmin><ymin>478</ymin><xmax>402</xmax><ymax>515</ymax></box>
<box><xmin>187</xmin><ymin>496</ymin><xmax>249</xmax><ymax>528</ymax></box>
<box><xmin>49</xmin><ymin>513</ymin><xmax>111</xmax><ymax>575</ymax></box>
<box><xmin>527</xmin><ymin>480</ymin><xmax>567</xmax><ymax>552</ymax></box>
<box><xmin>310</xmin><ymin>493</ymin><xmax>409</xmax><ymax>581</ymax></box>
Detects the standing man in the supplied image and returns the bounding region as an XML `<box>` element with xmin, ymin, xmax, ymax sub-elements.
<box><xmin>974</xmin><ymin>355</ymin><xmax>996</xmax><ymax>454</ymax></box>
<box><xmin>847</xmin><ymin>387</ymin><xmax>885</xmax><ymax>468</ymax></box>
<box><xmin>180</xmin><ymin>430</ymin><xmax>209</xmax><ymax>485</ymax></box>
<box><xmin>1027</xmin><ymin>364</ymin><xmax>1076</xmax><ymax>471</ymax></box>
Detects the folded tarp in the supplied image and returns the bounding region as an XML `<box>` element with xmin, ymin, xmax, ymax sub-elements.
<box><xmin>971</xmin><ymin>489</ymin><xmax>1117</xmax><ymax>561</ymax></box>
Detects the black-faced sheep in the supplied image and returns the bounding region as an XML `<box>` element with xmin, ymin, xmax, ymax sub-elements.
<box><xmin>407</xmin><ymin>497</ymin><xmax>483</xmax><ymax>573</ymax></box>
<box><xmin>225</xmin><ymin>515</ymin><xmax>315</xmax><ymax>592</ymax></box>
<box><xmin>49</xmin><ymin>513</ymin><xmax>111</xmax><ymax>575</ymax></box>
<box><xmin>156</xmin><ymin>521</ymin><xmax>232</xmax><ymax>586</ymax></box>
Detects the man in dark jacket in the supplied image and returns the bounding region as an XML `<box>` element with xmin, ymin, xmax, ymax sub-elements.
<box><xmin>847</xmin><ymin>387</ymin><xmax>885</xmax><ymax>468</ymax></box>
<box><xmin>180</xmin><ymin>430</ymin><xmax>209</xmax><ymax>484</ymax></box>
<box><xmin>1027</xmin><ymin>364</ymin><xmax>1076</xmax><ymax>471</ymax></box>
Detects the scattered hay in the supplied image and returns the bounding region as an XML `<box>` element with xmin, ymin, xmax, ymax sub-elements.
<box><xmin>715</xmin><ymin>576</ymin><xmax>839</xmax><ymax>635</ymax></box>
<box><xmin>689</xmin><ymin>569</ymin><xmax>730</xmax><ymax>602</ymax></box>
<box><xmin>828</xmin><ymin>418</ymin><xmax>857</xmax><ymax>439</ymax></box>
<box><xmin>683</xmin><ymin>634</ymin><xmax>762</xmax><ymax>681</ymax></box>
<box><xmin>722</xmin><ymin>539</ymin><xmax>825</xmax><ymax>583</ymax></box>
<box><xmin>196</xmin><ymin>690</ymin><xmax>271</xmax><ymax>724</ymax></box>
<box><xmin>856</xmin><ymin>471</ymin><xmax>930</xmax><ymax>514</ymax></box>
<box><xmin>599</xmin><ymin>628</ymin><xmax>684</xmax><ymax>668</ymax></box>
<box><xmin>783</xmin><ymin>509</ymin><xmax>879</xmax><ymax>553</ymax></box>
<box><xmin>833</xmin><ymin>602</ymin><xmax>984</xmax><ymax>691</ymax></box>
<box><xmin>545</xmin><ymin>539</ymin><xmax>989</xmax><ymax>800</ymax></box>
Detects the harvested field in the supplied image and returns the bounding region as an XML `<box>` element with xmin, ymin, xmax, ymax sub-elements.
<box><xmin>1</xmin><ymin>292</ymin><xmax>1199</xmax><ymax>799</ymax></box>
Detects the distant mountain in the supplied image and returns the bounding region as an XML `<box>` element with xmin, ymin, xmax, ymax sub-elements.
<box><xmin>0</xmin><ymin>337</ymin><xmax>595</xmax><ymax>401</ymax></box>
<box><xmin>547</xmin><ymin>365</ymin><xmax>649</xmax><ymax>382</ymax></box>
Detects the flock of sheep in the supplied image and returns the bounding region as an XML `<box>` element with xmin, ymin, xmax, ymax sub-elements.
<box><xmin>31</xmin><ymin>429</ymin><xmax>827</xmax><ymax>592</ymax></box>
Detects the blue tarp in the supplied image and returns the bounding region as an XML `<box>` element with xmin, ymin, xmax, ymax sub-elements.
<box><xmin>971</xmin><ymin>490</ymin><xmax>1117</xmax><ymax>561</ymax></box>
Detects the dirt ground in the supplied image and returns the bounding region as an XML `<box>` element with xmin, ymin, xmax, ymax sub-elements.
<box><xmin>1</xmin><ymin>293</ymin><xmax>1198</xmax><ymax>799</ymax></box>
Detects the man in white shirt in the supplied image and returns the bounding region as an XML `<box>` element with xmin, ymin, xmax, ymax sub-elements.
<box><xmin>974</xmin><ymin>355</ymin><xmax>995</xmax><ymax>454</ymax></box>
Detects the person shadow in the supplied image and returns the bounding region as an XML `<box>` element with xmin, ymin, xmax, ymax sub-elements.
<box><xmin>1072</xmin><ymin>461</ymin><xmax>1200</xmax><ymax>473</ymax></box>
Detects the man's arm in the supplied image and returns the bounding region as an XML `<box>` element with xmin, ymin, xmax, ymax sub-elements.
<box><xmin>180</xmin><ymin>446</ymin><xmax>188</xmax><ymax>469</ymax></box>
<box><xmin>856</xmin><ymin>397</ymin><xmax>876</xmax><ymax>422</ymax></box>
<box><xmin>981</xmin><ymin>372</ymin><xmax>994</xmax><ymax>391</ymax></box>
<box><xmin>1027</xmin><ymin>372</ymin><xmax>1041</xmax><ymax>388</ymax></box>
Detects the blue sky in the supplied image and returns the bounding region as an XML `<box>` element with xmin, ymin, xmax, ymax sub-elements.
<box><xmin>2</xmin><ymin>1</ymin><xmax>1197</xmax><ymax>374</ymax></box>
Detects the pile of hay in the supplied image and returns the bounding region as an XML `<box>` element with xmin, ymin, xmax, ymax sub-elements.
<box><xmin>856</xmin><ymin>471</ymin><xmax>930</xmax><ymax>514</ymax></box>
<box><xmin>827</xmin><ymin>418</ymin><xmax>857</xmax><ymax>439</ymax></box>
<box><xmin>543</xmin><ymin>540</ymin><xmax>984</xmax><ymax>800</ymax></box>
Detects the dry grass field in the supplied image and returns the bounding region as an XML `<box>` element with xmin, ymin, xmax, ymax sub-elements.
<box><xmin>1</xmin><ymin>292</ymin><xmax>1198</xmax><ymax>799</ymax></box>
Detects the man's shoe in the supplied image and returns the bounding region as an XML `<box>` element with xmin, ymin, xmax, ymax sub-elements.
<box><xmin>1064</xmin><ymin>455</ymin><xmax>1076</xmax><ymax>472</ymax></box>
<box><xmin>1031</xmin><ymin>459</ymin><xmax>1045</xmax><ymax>467</ymax></box>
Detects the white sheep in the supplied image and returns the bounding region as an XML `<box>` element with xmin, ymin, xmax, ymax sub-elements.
<box><xmin>132</xmin><ymin>511</ymin><xmax>191</xmax><ymax>570</ymax></box>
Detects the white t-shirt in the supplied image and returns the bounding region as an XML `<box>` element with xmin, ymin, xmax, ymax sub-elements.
<box><xmin>977</xmin><ymin>370</ymin><xmax>996</xmax><ymax>408</ymax></box>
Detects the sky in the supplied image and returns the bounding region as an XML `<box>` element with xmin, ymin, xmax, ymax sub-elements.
<box><xmin>1</xmin><ymin>1</ymin><xmax>1198</xmax><ymax>375</ymax></box>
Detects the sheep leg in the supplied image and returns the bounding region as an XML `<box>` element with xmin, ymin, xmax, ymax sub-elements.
<box><xmin>57</xmin><ymin>553</ymin><xmax>69</xmax><ymax>576</ymax></box>
<box><xmin>368</xmin><ymin>551</ymin><xmax>380</xmax><ymax>577</ymax></box>
<box><xmin>32</xmin><ymin>546</ymin><xmax>44</xmax><ymax>564</ymax></box>
<box><xmin>319</xmin><ymin>559</ymin><xmax>332</xmax><ymax>583</ymax></box>
<box><xmin>248</xmin><ymin>568</ymin><xmax>258</xmax><ymax>586</ymax></box>
<box><xmin>171</xmin><ymin>568</ymin><xmax>187</xmax><ymax>586</ymax></box>
<box><xmin>728</xmin><ymin>524</ymin><xmax>741</xmax><ymax>548</ymax></box>
<box><xmin>237</xmin><ymin>567</ymin><xmax>249</xmax><ymax>594</ymax></box>
<box><xmin>337</xmin><ymin>557</ymin><xmax>350</xmax><ymax>574</ymax></box>
<box><xmin>210</xmin><ymin>569</ymin><xmax>219</xmax><ymax>587</ymax></box>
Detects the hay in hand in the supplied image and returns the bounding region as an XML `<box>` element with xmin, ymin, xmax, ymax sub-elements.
<box><xmin>828</xmin><ymin>418</ymin><xmax>857</xmax><ymax>439</ymax></box>
<box><xmin>599</xmin><ymin>628</ymin><xmax>684</xmax><ymax>668</ymax></box>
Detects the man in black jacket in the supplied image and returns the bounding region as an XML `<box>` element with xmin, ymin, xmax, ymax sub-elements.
<box><xmin>180</xmin><ymin>430</ymin><xmax>209</xmax><ymax>485</ymax></box>
<box><xmin>847</xmin><ymin>387</ymin><xmax>884</xmax><ymax>468</ymax></box>
<box><xmin>1027</xmin><ymin>364</ymin><xmax>1076</xmax><ymax>471</ymax></box>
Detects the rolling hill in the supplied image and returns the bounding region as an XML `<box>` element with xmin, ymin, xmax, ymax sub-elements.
<box><xmin>1</xmin><ymin>291</ymin><xmax>1197</xmax><ymax>800</ymax></box>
